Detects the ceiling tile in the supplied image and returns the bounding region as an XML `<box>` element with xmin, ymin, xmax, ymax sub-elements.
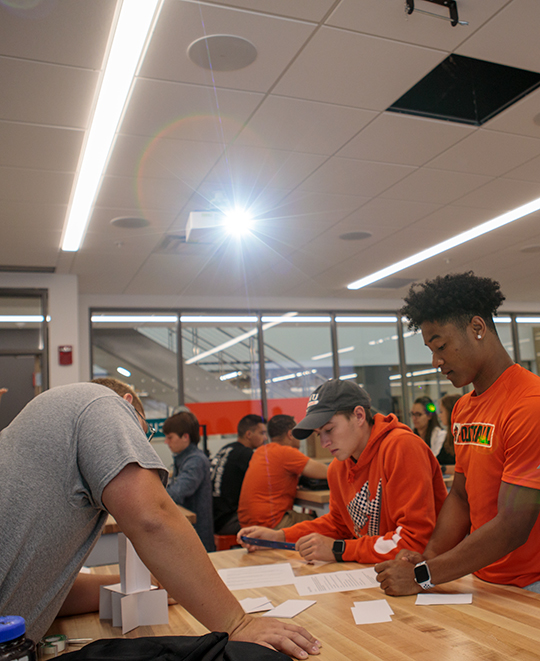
<box><xmin>273</xmin><ymin>26</ymin><xmax>446</xmax><ymax>110</ymax></box>
<box><xmin>206</xmin><ymin>0</ymin><xmax>336</xmax><ymax>21</ymax></box>
<box><xmin>299</xmin><ymin>157</ymin><xmax>415</xmax><ymax>196</ymax></box>
<box><xmin>237</xmin><ymin>96</ymin><xmax>378</xmax><ymax>155</ymax></box>
<box><xmin>0</xmin><ymin>167</ymin><xmax>73</xmax><ymax>205</ymax></box>
<box><xmin>120</xmin><ymin>79</ymin><xmax>264</xmax><ymax>141</ymax></box>
<box><xmin>381</xmin><ymin>168</ymin><xmax>492</xmax><ymax>204</ymax></box>
<box><xmin>504</xmin><ymin>154</ymin><xmax>540</xmax><ymax>183</ymax></box>
<box><xmin>140</xmin><ymin>1</ymin><xmax>316</xmax><ymax>93</ymax></box>
<box><xmin>453</xmin><ymin>177</ymin><xmax>540</xmax><ymax>210</ymax></box>
<box><xmin>0</xmin><ymin>0</ymin><xmax>115</xmax><ymax>68</ymax></box>
<box><xmin>0</xmin><ymin>57</ymin><xmax>97</xmax><ymax>128</ymax></box>
<box><xmin>457</xmin><ymin>0</ymin><xmax>540</xmax><ymax>73</ymax></box>
<box><xmin>426</xmin><ymin>129</ymin><xmax>540</xmax><ymax>176</ymax></box>
<box><xmin>337</xmin><ymin>112</ymin><xmax>474</xmax><ymax>165</ymax></box>
<box><xmin>484</xmin><ymin>87</ymin><xmax>540</xmax><ymax>138</ymax></box>
<box><xmin>326</xmin><ymin>0</ymin><xmax>509</xmax><ymax>51</ymax></box>
<box><xmin>0</xmin><ymin>122</ymin><xmax>83</xmax><ymax>171</ymax></box>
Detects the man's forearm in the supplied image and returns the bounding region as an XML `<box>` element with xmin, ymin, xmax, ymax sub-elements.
<box><xmin>423</xmin><ymin>488</ymin><xmax>471</xmax><ymax>560</ymax></box>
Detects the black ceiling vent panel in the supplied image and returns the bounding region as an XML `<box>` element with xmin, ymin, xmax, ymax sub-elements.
<box><xmin>387</xmin><ymin>54</ymin><xmax>540</xmax><ymax>126</ymax></box>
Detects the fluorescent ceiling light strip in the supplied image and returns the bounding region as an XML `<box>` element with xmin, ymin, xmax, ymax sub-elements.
<box><xmin>311</xmin><ymin>346</ymin><xmax>355</xmax><ymax>361</ymax></box>
<box><xmin>339</xmin><ymin>373</ymin><xmax>358</xmax><ymax>380</ymax></box>
<box><xmin>516</xmin><ymin>317</ymin><xmax>540</xmax><ymax>323</ymax></box>
<box><xmin>0</xmin><ymin>315</ymin><xmax>45</xmax><ymax>323</ymax></box>
<box><xmin>261</xmin><ymin>316</ymin><xmax>331</xmax><ymax>323</ymax></box>
<box><xmin>117</xmin><ymin>367</ymin><xmax>131</xmax><ymax>377</ymax></box>
<box><xmin>220</xmin><ymin>371</ymin><xmax>242</xmax><ymax>381</ymax></box>
<box><xmin>185</xmin><ymin>312</ymin><xmax>298</xmax><ymax>365</ymax></box>
<box><xmin>181</xmin><ymin>316</ymin><xmax>258</xmax><ymax>323</ymax></box>
<box><xmin>494</xmin><ymin>317</ymin><xmax>511</xmax><ymax>323</ymax></box>
<box><xmin>92</xmin><ymin>315</ymin><xmax>177</xmax><ymax>323</ymax></box>
<box><xmin>335</xmin><ymin>316</ymin><xmax>397</xmax><ymax>323</ymax></box>
<box><xmin>347</xmin><ymin>196</ymin><xmax>540</xmax><ymax>290</ymax></box>
<box><xmin>61</xmin><ymin>0</ymin><xmax>162</xmax><ymax>252</ymax></box>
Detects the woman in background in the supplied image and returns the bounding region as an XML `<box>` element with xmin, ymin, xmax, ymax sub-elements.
<box><xmin>436</xmin><ymin>394</ymin><xmax>461</xmax><ymax>466</ymax></box>
<box><xmin>411</xmin><ymin>396</ymin><xmax>446</xmax><ymax>458</ymax></box>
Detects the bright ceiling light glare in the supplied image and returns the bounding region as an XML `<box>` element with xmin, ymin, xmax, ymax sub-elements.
<box><xmin>223</xmin><ymin>208</ymin><xmax>253</xmax><ymax>237</ymax></box>
<box><xmin>347</xmin><ymin>196</ymin><xmax>540</xmax><ymax>290</ymax></box>
<box><xmin>91</xmin><ymin>315</ymin><xmax>177</xmax><ymax>323</ymax></box>
<box><xmin>117</xmin><ymin>366</ymin><xmax>131</xmax><ymax>377</ymax></box>
<box><xmin>61</xmin><ymin>0</ymin><xmax>162</xmax><ymax>252</ymax></box>
<box><xmin>0</xmin><ymin>315</ymin><xmax>45</xmax><ymax>323</ymax></box>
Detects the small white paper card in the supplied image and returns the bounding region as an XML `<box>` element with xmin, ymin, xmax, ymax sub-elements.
<box><xmin>416</xmin><ymin>593</ymin><xmax>473</xmax><ymax>605</ymax></box>
<box><xmin>99</xmin><ymin>583</ymin><xmax>124</xmax><ymax>620</ymax></box>
<box><xmin>351</xmin><ymin>600</ymin><xmax>393</xmax><ymax>625</ymax></box>
<box><xmin>240</xmin><ymin>597</ymin><xmax>274</xmax><ymax>613</ymax></box>
<box><xmin>218</xmin><ymin>563</ymin><xmax>296</xmax><ymax>590</ymax></box>
<box><xmin>120</xmin><ymin>589</ymin><xmax>169</xmax><ymax>634</ymax></box>
<box><xmin>294</xmin><ymin>567</ymin><xmax>379</xmax><ymax>596</ymax></box>
<box><xmin>118</xmin><ymin>533</ymin><xmax>152</xmax><ymax>594</ymax></box>
<box><xmin>262</xmin><ymin>600</ymin><xmax>316</xmax><ymax>618</ymax></box>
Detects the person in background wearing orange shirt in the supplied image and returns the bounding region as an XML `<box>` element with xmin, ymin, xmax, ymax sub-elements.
<box><xmin>238</xmin><ymin>415</ymin><xmax>328</xmax><ymax>530</ymax></box>
<box><xmin>376</xmin><ymin>272</ymin><xmax>540</xmax><ymax>596</ymax></box>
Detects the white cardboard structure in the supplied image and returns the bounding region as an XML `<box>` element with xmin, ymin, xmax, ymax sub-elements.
<box><xmin>99</xmin><ymin>533</ymin><xmax>168</xmax><ymax>634</ymax></box>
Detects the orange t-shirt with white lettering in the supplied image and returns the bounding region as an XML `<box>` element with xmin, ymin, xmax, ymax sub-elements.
<box><xmin>454</xmin><ymin>364</ymin><xmax>540</xmax><ymax>587</ymax></box>
<box><xmin>238</xmin><ymin>443</ymin><xmax>309</xmax><ymax>528</ymax></box>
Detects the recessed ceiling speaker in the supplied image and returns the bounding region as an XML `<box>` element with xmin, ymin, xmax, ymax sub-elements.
<box><xmin>110</xmin><ymin>217</ymin><xmax>150</xmax><ymax>229</ymax></box>
<box><xmin>188</xmin><ymin>35</ymin><xmax>257</xmax><ymax>72</ymax></box>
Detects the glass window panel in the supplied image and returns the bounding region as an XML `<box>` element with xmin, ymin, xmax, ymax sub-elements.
<box><xmin>494</xmin><ymin>317</ymin><xmax>514</xmax><ymax>361</ymax></box>
<box><xmin>181</xmin><ymin>313</ymin><xmax>262</xmax><ymax>456</ymax></box>
<box><xmin>516</xmin><ymin>316</ymin><xmax>540</xmax><ymax>375</ymax></box>
<box><xmin>262</xmin><ymin>314</ymin><xmax>332</xmax><ymax>421</ymax></box>
<box><xmin>0</xmin><ymin>295</ymin><xmax>45</xmax><ymax>352</ymax></box>
<box><xmin>336</xmin><ymin>315</ymin><xmax>400</xmax><ymax>418</ymax></box>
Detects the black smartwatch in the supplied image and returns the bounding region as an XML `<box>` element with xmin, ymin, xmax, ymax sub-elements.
<box><xmin>332</xmin><ymin>540</ymin><xmax>346</xmax><ymax>562</ymax></box>
<box><xmin>414</xmin><ymin>561</ymin><xmax>434</xmax><ymax>590</ymax></box>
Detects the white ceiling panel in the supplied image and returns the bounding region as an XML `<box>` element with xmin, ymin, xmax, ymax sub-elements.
<box><xmin>236</xmin><ymin>96</ymin><xmax>378</xmax><ymax>155</ymax></box>
<box><xmin>299</xmin><ymin>157</ymin><xmax>415</xmax><ymax>197</ymax></box>
<box><xmin>426</xmin><ymin>129</ymin><xmax>540</xmax><ymax>177</ymax></box>
<box><xmin>0</xmin><ymin>167</ymin><xmax>73</xmax><ymax>205</ymax></box>
<box><xmin>337</xmin><ymin>113</ymin><xmax>474</xmax><ymax>166</ymax></box>
<box><xmin>120</xmin><ymin>79</ymin><xmax>264</xmax><ymax>141</ymax></box>
<box><xmin>485</xmin><ymin>87</ymin><xmax>540</xmax><ymax>139</ymax></box>
<box><xmin>140</xmin><ymin>1</ymin><xmax>316</xmax><ymax>93</ymax></box>
<box><xmin>124</xmin><ymin>253</ymin><xmax>210</xmax><ymax>296</ymax></box>
<box><xmin>0</xmin><ymin>0</ymin><xmax>115</xmax><ymax>68</ymax></box>
<box><xmin>273</xmin><ymin>26</ymin><xmax>446</xmax><ymax>110</ymax></box>
<box><xmin>504</xmin><ymin>154</ymin><xmax>540</xmax><ymax>184</ymax></box>
<box><xmin>453</xmin><ymin>177</ymin><xmax>540</xmax><ymax>211</ymax></box>
<box><xmin>74</xmin><ymin>253</ymin><xmax>144</xmax><ymax>295</ymax></box>
<box><xmin>326</xmin><ymin>0</ymin><xmax>510</xmax><ymax>52</ymax></box>
<box><xmin>206</xmin><ymin>0</ymin><xmax>337</xmax><ymax>21</ymax></box>
<box><xmin>457</xmin><ymin>0</ymin><xmax>540</xmax><ymax>73</ymax></box>
<box><xmin>0</xmin><ymin>122</ymin><xmax>83</xmax><ymax>171</ymax></box>
<box><xmin>338</xmin><ymin>197</ymin><xmax>442</xmax><ymax>230</ymax></box>
<box><xmin>381</xmin><ymin>168</ymin><xmax>493</xmax><ymax>204</ymax></box>
<box><xmin>0</xmin><ymin>57</ymin><xmax>97</xmax><ymax>128</ymax></box>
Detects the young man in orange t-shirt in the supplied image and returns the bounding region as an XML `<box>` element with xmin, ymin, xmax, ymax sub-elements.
<box><xmin>238</xmin><ymin>415</ymin><xmax>328</xmax><ymax>529</ymax></box>
<box><xmin>376</xmin><ymin>272</ymin><xmax>540</xmax><ymax>595</ymax></box>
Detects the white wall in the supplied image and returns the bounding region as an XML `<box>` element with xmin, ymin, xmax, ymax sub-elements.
<box><xmin>0</xmin><ymin>273</ymin><xmax>80</xmax><ymax>387</ymax></box>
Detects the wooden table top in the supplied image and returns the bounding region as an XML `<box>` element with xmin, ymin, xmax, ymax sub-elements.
<box><xmin>102</xmin><ymin>505</ymin><xmax>196</xmax><ymax>534</ymax></box>
<box><xmin>295</xmin><ymin>489</ymin><xmax>330</xmax><ymax>504</ymax></box>
<box><xmin>49</xmin><ymin>548</ymin><xmax>540</xmax><ymax>660</ymax></box>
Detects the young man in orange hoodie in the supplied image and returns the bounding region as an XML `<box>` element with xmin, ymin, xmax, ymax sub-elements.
<box><xmin>239</xmin><ymin>379</ymin><xmax>447</xmax><ymax>564</ymax></box>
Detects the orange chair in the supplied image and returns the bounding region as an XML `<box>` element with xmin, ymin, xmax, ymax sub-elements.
<box><xmin>214</xmin><ymin>534</ymin><xmax>240</xmax><ymax>551</ymax></box>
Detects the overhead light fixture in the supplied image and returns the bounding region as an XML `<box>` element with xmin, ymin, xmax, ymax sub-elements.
<box><xmin>117</xmin><ymin>366</ymin><xmax>131</xmax><ymax>377</ymax></box>
<box><xmin>347</xmin><ymin>196</ymin><xmax>540</xmax><ymax>290</ymax></box>
<box><xmin>91</xmin><ymin>315</ymin><xmax>177</xmax><ymax>323</ymax></box>
<box><xmin>0</xmin><ymin>315</ymin><xmax>45</xmax><ymax>323</ymax></box>
<box><xmin>311</xmin><ymin>346</ymin><xmax>354</xmax><ymax>361</ymax></box>
<box><xmin>61</xmin><ymin>0</ymin><xmax>163</xmax><ymax>252</ymax></box>
<box><xmin>219</xmin><ymin>371</ymin><xmax>242</xmax><ymax>381</ymax></box>
<box><xmin>223</xmin><ymin>208</ymin><xmax>253</xmax><ymax>236</ymax></box>
<box><xmin>339</xmin><ymin>373</ymin><xmax>358</xmax><ymax>381</ymax></box>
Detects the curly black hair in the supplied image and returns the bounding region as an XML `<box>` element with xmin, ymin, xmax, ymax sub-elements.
<box><xmin>401</xmin><ymin>271</ymin><xmax>505</xmax><ymax>331</ymax></box>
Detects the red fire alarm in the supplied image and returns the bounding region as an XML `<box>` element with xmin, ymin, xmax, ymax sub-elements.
<box><xmin>58</xmin><ymin>345</ymin><xmax>73</xmax><ymax>365</ymax></box>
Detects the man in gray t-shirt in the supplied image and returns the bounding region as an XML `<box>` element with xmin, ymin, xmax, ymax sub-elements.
<box><xmin>0</xmin><ymin>381</ymin><xmax>320</xmax><ymax>660</ymax></box>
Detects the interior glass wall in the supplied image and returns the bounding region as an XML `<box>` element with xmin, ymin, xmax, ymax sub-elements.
<box><xmin>515</xmin><ymin>316</ymin><xmax>540</xmax><ymax>375</ymax></box>
<box><xmin>0</xmin><ymin>291</ymin><xmax>48</xmax><ymax>430</ymax></box>
<box><xmin>180</xmin><ymin>314</ymin><xmax>262</xmax><ymax>456</ymax></box>
<box><xmin>335</xmin><ymin>315</ymin><xmax>401</xmax><ymax>418</ymax></box>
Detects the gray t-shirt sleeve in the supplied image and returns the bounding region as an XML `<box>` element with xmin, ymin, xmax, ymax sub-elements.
<box><xmin>72</xmin><ymin>396</ymin><xmax>167</xmax><ymax>510</ymax></box>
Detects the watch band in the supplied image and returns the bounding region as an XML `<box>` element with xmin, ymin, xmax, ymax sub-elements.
<box><xmin>332</xmin><ymin>539</ymin><xmax>345</xmax><ymax>562</ymax></box>
<box><xmin>414</xmin><ymin>561</ymin><xmax>434</xmax><ymax>590</ymax></box>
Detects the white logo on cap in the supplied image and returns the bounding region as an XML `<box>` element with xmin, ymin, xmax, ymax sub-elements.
<box><xmin>306</xmin><ymin>392</ymin><xmax>319</xmax><ymax>409</ymax></box>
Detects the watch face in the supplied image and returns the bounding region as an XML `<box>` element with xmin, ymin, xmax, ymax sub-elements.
<box><xmin>414</xmin><ymin>563</ymin><xmax>430</xmax><ymax>583</ymax></box>
<box><xmin>332</xmin><ymin>540</ymin><xmax>345</xmax><ymax>554</ymax></box>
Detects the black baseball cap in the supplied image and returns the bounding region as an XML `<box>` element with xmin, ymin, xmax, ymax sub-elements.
<box><xmin>292</xmin><ymin>379</ymin><xmax>371</xmax><ymax>440</ymax></box>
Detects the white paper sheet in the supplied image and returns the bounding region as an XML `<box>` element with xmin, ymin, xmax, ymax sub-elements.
<box><xmin>294</xmin><ymin>567</ymin><xmax>379</xmax><ymax>596</ymax></box>
<box><xmin>262</xmin><ymin>599</ymin><xmax>316</xmax><ymax>618</ymax></box>
<box><xmin>218</xmin><ymin>563</ymin><xmax>296</xmax><ymax>590</ymax></box>
<box><xmin>240</xmin><ymin>597</ymin><xmax>274</xmax><ymax>613</ymax></box>
<box><xmin>351</xmin><ymin>599</ymin><xmax>394</xmax><ymax>625</ymax></box>
<box><xmin>416</xmin><ymin>593</ymin><xmax>473</xmax><ymax>605</ymax></box>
